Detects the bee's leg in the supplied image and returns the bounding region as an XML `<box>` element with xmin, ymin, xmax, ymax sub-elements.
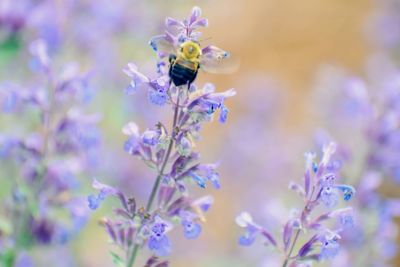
<box><xmin>169</xmin><ymin>54</ymin><xmax>176</xmax><ymax>63</ymax></box>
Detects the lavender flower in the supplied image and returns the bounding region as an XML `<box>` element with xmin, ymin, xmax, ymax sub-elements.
<box><xmin>88</xmin><ymin>7</ymin><xmax>234</xmax><ymax>267</ymax></box>
<box><xmin>0</xmin><ymin>38</ymin><xmax>99</xmax><ymax>264</ymax></box>
<box><xmin>237</xmin><ymin>142</ymin><xmax>355</xmax><ymax>267</ymax></box>
<box><xmin>312</xmin><ymin>63</ymin><xmax>400</xmax><ymax>267</ymax></box>
<box><xmin>147</xmin><ymin>217</ymin><xmax>172</xmax><ymax>257</ymax></box>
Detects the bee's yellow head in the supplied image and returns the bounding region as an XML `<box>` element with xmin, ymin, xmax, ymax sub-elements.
<box><xmin>180</xmin><ymin>41</ymin><xmax>201</xmax><ymax>60</ymax></box>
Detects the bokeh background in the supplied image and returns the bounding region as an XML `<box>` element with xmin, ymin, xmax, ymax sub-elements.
<box><xmin>1</xmin><ymin>0</ymin><xmax>399</xmax><ymax>266</ymax></box>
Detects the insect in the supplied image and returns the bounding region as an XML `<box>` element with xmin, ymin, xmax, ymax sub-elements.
<box><xmin>169</xmin><ymin>40</ymin><xmax>201</xmax><ymax>87</ymax></box>
<box><xmin>150</xmin><ymin>35</ymin><xmax>237</xmax><ymax>87</ymax></box>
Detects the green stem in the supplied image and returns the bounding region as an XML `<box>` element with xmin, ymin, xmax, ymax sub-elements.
<box><xmin>145</xmin><ymin>103</ymin><xmax>178</xmax><ymax>212</ymax></box>
<box><xmin>282</xmin><ymin>186</ymin><xmax>318</xmax><ymax>267</ymax></box>
<box><xmin>126</xmin><ymin>86</ymin><xmax>181</xmax><ymax>267</ymax></box>
<box><xmin>282</xmin><ymin>229</ymin><xmax>301</xmax><ymax>267</ymax></box>
<box><xmin>127</xmin><ymin>245</ymin><xmax>140</xmax><ymax>267</ymax></box>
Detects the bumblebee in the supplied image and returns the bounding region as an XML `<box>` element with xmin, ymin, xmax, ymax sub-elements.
<box><xmin>150</xmin><ymin>34</ymin><xmax>237</xmax><ymax>87</ymax></box>
<box><xmin>169</xmin><ymin>41</ymin><xmax>201</xmax><ymax>87</ymax></box>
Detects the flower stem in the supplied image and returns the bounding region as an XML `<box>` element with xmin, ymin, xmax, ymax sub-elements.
<box><xmin>282</xmin><ymin>186</ymin><xmax>317</xmax><ymax>267</ymax></box>
<box><xmin>126</xmin><ymin>85</ymin><xmax>181</xmax><ymax>267</ymax></box>
<box><xmin>42</xmin><ymin>70</ymin><xmax>55</xmax><ymax>158</ymax></box>
<box><xmin>282</xmin><ymin>229</ymin><xmax>301</xmax><ymax>267</ymax></box>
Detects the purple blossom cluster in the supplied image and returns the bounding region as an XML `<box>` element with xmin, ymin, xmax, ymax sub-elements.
<box><xmin>88</xmin><ymin>7</ymin><xmax>235</xmax><ymax>267</ymax></box>
<box><xmin>0</xmin><ymin>38</ymin><xmax>99</xmax><ymax>265</ymax></box>
<box><xmin>312</xmin><ymin>62</ymin><xmax>400</xmax><ymax>266</ymax></box>
<box><xmin>0</xmin><ymin>0</ymin><xmax>64</xmax><ymax>52</ymax></box>
<box><xmin>237</xmin><ymin>142</ymin><xmax>356</xmax><ymax>267</ymax></box>
<box><xmin>368</xmin><ymin>0</ymin><xmax>400</xmax><ymax>51</ymax></box>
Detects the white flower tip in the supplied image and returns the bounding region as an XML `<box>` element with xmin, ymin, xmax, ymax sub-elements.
<box><xmin>236</xmin><ymin>212</ymin><xmax>253</xmax><ymax>227</ymax></box>
<box><xmin>324</xmin><ymin>142</ymin><xmax>337</xmax><ymax>154</ymax></box>
<box><xmin>29</xmin><ymin>39</ymin><xmax>46</xmax><ymax>54</ymax></box>
<box><xmin>191</xmin><ymin>6</ymin><xmax>202</xmax><ymax>17</ymax></box>
<box><xmin>225</xmin><ymin>88</ymin><xmax>237</xmax><ymax>97</ymax></box>
<box><xmin>193</xmin><ymin>195</ymin><xmax>214</xmax><ymax>206</ymax></box>
<box><xmin>304</xmin><ymin>152</ymin><xmax>316</xmax><ymax>160</ymax></box>
<box><xmin>29</xmin><ymin>39</ymin><xmax>50</xmax><ymax>66</ymax></box>
<box><xmin>123</xmin><ymin>63</ymin><xmax>138</xmax><ymax>77</ymax></box>
<box><xmin>288</xmin><ymin>182</ymin><xmax>297</xmax><ymax>190</ymax></box>
<box><xmin>202</xmin><ymin>83</ymin><xmax>216</xmax><ymax>93</ymax></box>
<box><xmin>92</xmin><ymin>177</ymin><xmax>102</xmax><ymax>188</ymax></box>
<box><xmin>165</xmin><ymin>17</ymin><xmax>173</xmax><ymax>25</ymax></box>
<box><xmin>127</xmin><ymin>62</ymin><xmax>138</xmax><ymax>70</ymax></box>
<box><xmin>321</xmin><ymin>142</ymin><xmax>337</xmax><ymax>165</ymax></box>
<box><xmin>122</xmin><ymin>122</ymin><xmax>139</xmax><ymax>136</ymax></box>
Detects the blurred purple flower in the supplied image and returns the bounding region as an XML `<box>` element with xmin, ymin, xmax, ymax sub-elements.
<box><xmin>0</xmin><ymin>38</ymin><xmax>99</xmax><ymax>263</ymax></box>
<box><xmin>237</xmin><ymin>143</ymin><xmax>355</xmax><ymax>266</ymax></box>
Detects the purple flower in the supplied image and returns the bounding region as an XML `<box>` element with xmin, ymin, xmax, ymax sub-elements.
<box><xmin>236</xmin><ymin>212</ymin><xmax>277</xmax><ymax>247</ymax></box>
<box><xmin>90</xmin><ymin>7</ymin><xmax>235</xmax><ymax>265</ymax></box>
<box><xmin>0</xmin><ymin>37</ymin><xmax>100</xmax><ymax>261</ymax></box>
<box><xmin>29</xmin><ymin>39</ymin><xmax>50</xmax><ymax>71</ymax></box>
<box><xmin>123</xmin><ymin>63</ymin><xmax>150</xmax><ymax>93</ymax></box>
<box><xmin>148</xmin><ymin>88</ymin><xmax>168</xmax><ymax>106</ymax></box>
<box><xmin>164</xmin><ymin>6</ymin><xmax>208</xmax><ymax>40</ymax></box>
<box><xmin>182</xmin><ymin>220</ymin><xmax>202</xmax><ymax>239</ymax></box>
<box><xmin>190</xmin><ymin>172</ymin><xmax>206</xmax><ymax>188</ymax></box>
<box><xmin>339</xmin><ymin>212</ymin><xmax>354</xmax><ymax>228</ymax></box>
<box><xmin>192</xmin><ymin>195</ymin><xmax>214</xmax><ymax>213</ymax></box>
<box><xmin>87</xmin><ymin>179</ymin><xmax>119</xmax><ymax>210</ymax></box>
<box><xmin>123</xmin><ymin>63</ymin><xmax>170</xmax><ymax>106</ymax></box>
<box><xmin>122</xmin><ymin>122</ymin><xmax>141</xmax><ymax>153</ymax></box>
<box><xmin>237</xmin><ymin>143</ymin><xmax>355</xmax><ymax>265</ymax></box>
<box><xmin>177</xmin><ymin>136</ymin><xmax>192</xmax><ymax>156</ymax></box>
<box><xmin>336</xmin><ymin>184</ymin><xmax>356</xmax><ymax>201</ymax></box>
<box><xmin>319</xmin><ymin>231</ymin><xmax>341</xmax><ymax>260</ymax></box>
<box><xmin>142</xmin><ymin>129</ymin><xmax>161</xmax><ymax>146</ymax></box>
<box><xmin>148</xmin><ymin>219</ymin><xmax>172</xmax><ymax>257</ymax></box>
<box><xmin>15</xmin><ymin>253</ymin><xmax>33</xmax><ymax>267</ymax></box>
<box><xmin>320</xmin><ymin>186</ymin><xmax>339</xmax><ymax>208</ymax></box>
<box><xmin>148</xmin><ymin>235</ymin><xmax>171</xmax><ymax>257</ymax></box>
<box><xmin>186</xmin><ymin>164</ymin><xmax>221</xmax><ymax>189</ymax></box>
<box><xmin>1</xmin><ymin>89</ymin><xmax>17</xmax><ymax>112</ymax></box>
<box><xmin>238</xmin><ymin>226</ymin><xmax>257</xmax><ymax>246</ymax></box>
<box><xmin>31</xmin><ymin>218</ymin><xmax>55</xmax><ymax>244</ymax></box>
<box><xmin>218</xmin><ymin>105</ymin><xmax>229</xmax><ymax>123</ymax></box>
<box><xmin>124</xmin><ymin>137</ymin><xmax>140</xmax><ymax>155</ymax></box>
<box><xmin>186</xmin><ymin>85</ymin><xmax>236</xmax><ymax>124</ymax></box>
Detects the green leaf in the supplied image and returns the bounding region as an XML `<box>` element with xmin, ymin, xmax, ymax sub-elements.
<box><xmin>0</xmin><ymin>34</ymin><xmax>21</xmax><ymax>64</ymax></box>
<box><xmin>109</xmin><ymin>251</ymin><xmax>125</xmax><ymax>267</ymax></box>
<box><xmin>0</xmin><ymin>249</ymin><xmax>16</xmax><ymax>267</ymax></box>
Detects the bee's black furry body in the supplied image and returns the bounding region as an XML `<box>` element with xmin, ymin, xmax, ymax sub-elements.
<box><xmin>169</xmin><ymin>55</ymin><xmax>199</xmax><ymax>87</ymax></box>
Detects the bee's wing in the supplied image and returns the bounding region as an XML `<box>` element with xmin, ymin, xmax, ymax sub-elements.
<box><xmin>149</xmin><ymin>33</ymin><xmax>177</xmax><ymax>58</ymax></box>
<box><xmin>200</xmin><ymin>45</ymin><xmax>240</xmax><ymax>74</ymax></box>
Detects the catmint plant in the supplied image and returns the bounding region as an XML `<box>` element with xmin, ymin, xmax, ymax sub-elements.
<box><xmin>0</xmin><ymin>39</ymin><xmax>99</xmax><ymax>266</ymax></box>
<box><xmin>88</xmin><ymin>6</ymin><xmax>235</xmax><ymax>267</ymax></box>
<box><xmin>312</xmin><ymin>64</ymin><xmax>400</xmax><ymax>266</ymax></box>
<box><xmin>237</xmin><ymin>142</ymin><xmax>356</xmax><ymax>267</ymax></box>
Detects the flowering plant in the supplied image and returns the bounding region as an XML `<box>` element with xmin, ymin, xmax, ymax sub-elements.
<box><xmin>0</xmin><ymin>39</ymin><xmax>99</xmax><ymax>266</ymax></box>
<box><xmin>312</xmin><ymin>64</ymin><xmax>400</xmax><ymax>266</ymax></box>
<box><xmin>88</xmin><ymin>7</ymin><xmax>235</xmax><ymax>267</ymax></box>
<box><xmin>237</xmin><ymin>142</ymin><xmax>356</xmax><ymax>267</ymax></box>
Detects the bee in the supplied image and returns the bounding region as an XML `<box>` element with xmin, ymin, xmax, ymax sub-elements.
<box><xmin>150</xmin><ymin>35</ymin><xmax>238</xmax><ymax>87</ymax></box>
<box><xmin>169</xmin><ymin>40</ymin><xmax>202</xmax><ymax>87</ymax></box>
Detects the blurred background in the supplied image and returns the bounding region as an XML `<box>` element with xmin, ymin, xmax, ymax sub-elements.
<box><xmin>1</xmin><ymin>0</ymin><xmax>399</xmax><ymax>266</ymax></box>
